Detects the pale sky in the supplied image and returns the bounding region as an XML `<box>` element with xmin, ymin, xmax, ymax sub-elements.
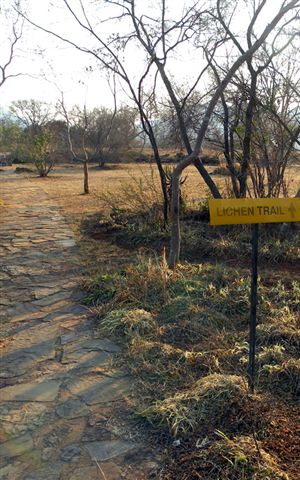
<box><xmin>0</xmin><ymin>0</ymin><xmax>298</xmax><ymax>112</ymax></box>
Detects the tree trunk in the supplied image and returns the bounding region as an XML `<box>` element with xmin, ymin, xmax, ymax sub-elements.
<box><xmin>239</xmin><ymin>72</ymin><xmax>257</xmax><ymax>197</ymax></box>
<box><xmin>155</xmin><ymin>58</ymin><xmax>222</xmax><ymax>200</ymax></box>
<box><xmin>138</xmin><ymin>102</ymin><xmax>169</xmax><ymax>226</ymax></box>
<box><xmin>83</xmin><ymin>160</ymin><xmax>89</xmax><ymax>194</ymax></box>
<box><xmin>168</xmin><ymin>171</ymin><xmax>181</xmax><ymax>268</ymax></box>
<box><xmin>193</xmin><ymin>159</ymin><xmax>222</xmax><ymax>198</ymax></box>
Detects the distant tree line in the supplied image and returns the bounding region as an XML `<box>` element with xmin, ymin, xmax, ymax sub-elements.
<box><xmin>0</xmin><ymin>99</ymin><xmax>141</xmax><ymax>179</ymax></box>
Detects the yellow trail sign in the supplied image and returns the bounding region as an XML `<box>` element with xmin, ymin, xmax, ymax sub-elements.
<box><xmin>209</xmin><ymin>198</ymin><xmax>300</xmax><ymax>225</ymax></box>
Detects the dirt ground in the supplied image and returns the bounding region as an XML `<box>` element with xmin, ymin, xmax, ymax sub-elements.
<box><xmin>3</xmin><ymin>162</ymin><xmax>299</xmax><ymax>223</ymax></box>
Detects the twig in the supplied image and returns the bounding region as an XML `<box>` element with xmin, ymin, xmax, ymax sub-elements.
<box><xmin>95</xmin><ymin>459</ymin><xmax>108</xmax><ymax>480</ymax></box>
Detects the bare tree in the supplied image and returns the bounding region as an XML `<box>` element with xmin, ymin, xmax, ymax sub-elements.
<box><xmin>212</xmin><ymin>0</ymin><xmax>300</xmax><ymax>197</ymax></box>
<box><xmin>0</xmin><ymin>3</ymin><xmax>24</xmax><ymax>87</ymax></box>
<box><xmin>249</xmin><ymin>58</ymin><xmax>300</xmax><ymax>197</ymax></box>
<box><xmin>122</xmin><ymin>0</ymin><xmax>223</xmax><ymax>199</ymax></box>
<box><xmin>210</xmin><ymin>36</ymin><xmax>300</xmax><ymax>198</ymax></box>
<box><xmin>168</xmin><ymin>0</ymin><xmax>300</xmax><ymax>267</ymax></box>
<box><xmin>10</xmin><ymin>99</ymin><xmax>52</xmax><ymax>134</ymax></box>
<box><xmin>57</xmin><ymin>95</ymin><xmax>90</xmax><ymax>193</ymax></box>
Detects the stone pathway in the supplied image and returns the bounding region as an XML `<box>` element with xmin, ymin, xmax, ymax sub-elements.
<box><xmin>0</xmin><ymin>176</ymin><xmax>157</xmax><ymax>479</ymax></box>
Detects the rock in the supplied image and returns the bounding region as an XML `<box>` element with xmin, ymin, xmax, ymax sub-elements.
<box><xmin>69</xmin><ymin>338</ymin><xmax>120</xmax><ymax>353</ymax></box>
<box><xmin>56</xmin><ymin>399</ymin><xmax>89</xmax><ymax>419</ymax></box>
<box><xmin>60</xmin><ymin>332</ymin><xmax>82</xmax><ymax>345</ymax></box>
<box><xmin>0</xmin><ymin>297</ymin><xmax>10</xmax><ymax>306</ymax></box>
<box><xmin>56</xmin><ymin>239</ymin><xmax>76</xmax><ymax>248</ymax></box>
<box><xmin>68</xmin><ymin>467</ymin><xmax>98</xmax><ymax>480</ymax></box>
<box><xmin>61</xmin><ymin>350</ymin><xmax>112</xmax><ymax>367</ymax></box>
<box><xmin>33</xmin><ymin>291</ymin><xmax>72</xmax><ymax>307</ymax></box>
<box><xmin>88</xmin><ymin>413</ymin><xmax>107</xmax><ymax>427</ymax></box>
<box><xmin>67</xmin><ymin>375</ymin><xmax>131</xmax><ymax>405</ymax></box>
<box><xmin>94</xmin><ymin>461</ymin><xmax>123</xmax><ymax>479</ymax></box>
<box><xmin>41</xmin><ymin>447</ymin><xmax>55</xmax><ymax>461</ymax></box>
<box><xmin>85</xmin><ymin>439</ymin><xmax>139</xmax><ymax>461</ymax></box>
<box><xmin>0</xmin><ymin>463</ymin><xmax>23</xmax><ymax>480</ymax></box>
<box><xmin>21</xmin><ymin>339</ymin><xmax>56</xmax><ymax>363</ymax></box>
<box><xmin>32</xmin><ymin>287</ymin><xmax>61</xmax><ymax>299</ymax></box>
<box><xmin>0</xmin><ymin>403</ymin><xmax>47</xmax><ymax>428</ymax></box>
<box><xmin>60</xmin><ymin>444</ymin><xmax>81</xmax><ymax>462</ymax></box>
<box><xmin>0</xmin><ymin>380</ymin><xmax>61</xmax><ymax>402</ymax></box>
<box><xmin>22</xmin><ymin>463</ymin><xmax>63</xmax><ymax>480</ymax></box>
<box><xmin>0</xmin><ymin>433</ymin><xmax>33</xmax><ymax>458</ymax></box>
<box><xmin>0</xmin><ymin>354</ymin><xmax>36</xmax><ymax>378</ymax></box>
<box><xmin>1</xmin><ymin>421</ymin><xmax>29</xmax><ymax>437</ymax></box>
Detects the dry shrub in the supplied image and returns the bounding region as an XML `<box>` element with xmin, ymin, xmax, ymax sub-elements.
<box><xmin>141</xmin><ymin>374</ymin><xmax>250</xmax><ymax>437</ymax></box>
<box><xmin>97</xmin><ymin>165</ymin><xmax>165</xmax><ymax>228</ymax></box>
<box><xmin>124</xmin><ymin>255</ymin><xmax>172</xmax><ymax>309</ymax></box>
<box><xmin>159</xmin><ymin>435</ymin><xmax>289</xmax><ymax>480</ymax></box>
<box><xmin>158</xmin><ymin>317</ymin><xmax>215</xmax><ymax>349</ymax></box>
<box><xmin>99</xmin><ymin>165</ymin><xmax>162</xmax><ymax>212</ymax></box>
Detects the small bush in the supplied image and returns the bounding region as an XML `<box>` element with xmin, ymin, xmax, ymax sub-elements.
<box><xmin>268</xmin><ymin>281</ymin><xmax>300</xmax><ymax>313</ymax></box>
<box><xmin>128</xmin><ymin>339</ymin><xmax>211</xmax><ymax>394</ymax></box>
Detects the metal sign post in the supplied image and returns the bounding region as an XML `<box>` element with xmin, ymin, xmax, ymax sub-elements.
<box><xmin>248</xmin><ymin>223</ymin><xmax>259</xmax><ymax>392</ymax></box>
<box><xmin>209</xmin><ymin>197</ymin><xmax>300</xmax><ymax>392</ymax></box>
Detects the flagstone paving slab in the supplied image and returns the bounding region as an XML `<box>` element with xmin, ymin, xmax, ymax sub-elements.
<box><xmin>67</xmin><ymin>466</ymin><xmax>98</xmax><ymax>480</ymax></box>
<box><xmin>0</xmin><ymin>462</ymin><xmax>23</xmax><ymax>480</ymax></box>
<box><xmin>1</xmin><ymin>434</ymin><xmax>34</xmax><ymax>458</ymax></box>
<box><xmin>1</xmin><ymin>380</ymin><xmax>62</xmax><ymax>402</ymax></box>
<box><xmin>61</xmin><ymin>349</ymin><xmax>113</xmax><ymax>367</ymax></box>
<box><xmin>55</xmin><ymin>399</ymin><xmax>89</xmax><ymax>419</ymax></box>
<box><xmin>66</xmin><ymin>337</ymin><xmax>121</xmax><ymax>353</ymax></box>
<box><xmin>67</xmin><ymin>375</ymin><xmax>131</xmax><ymax>405</ymax></box>
<box><xmin>85</xmin><ymin>439</ymin><xmax>139</xmax><ymax>461</ymax></box>
<box><xmin>0</xmin><ymin>174</ymin><xmax>157</xmax><ymax>479</ymax></box>
<box><xmin>0</xmin><ymin>355</ymin><xmax>37</xmax><ymax>378</ymax></box>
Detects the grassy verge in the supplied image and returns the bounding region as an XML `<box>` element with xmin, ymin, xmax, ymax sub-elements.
<box><xmin>79</xmin><ymin>172</ymin><xmax>299</xmax><ymax>478</ymax></box>
<box><xmin>82</xmin><ymin>253</ymin><xmax>300</xmax><ymax>479</ymax></box>
<box><xmin>81</xmin><ymin>203</ymin><xmax>300</xmax><ymax>265</ymax></box>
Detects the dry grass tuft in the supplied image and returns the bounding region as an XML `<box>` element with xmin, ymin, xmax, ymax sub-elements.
<box><xmin>101</xmin><ymin>308</ymin><xmax>156</xmax><ymax>338</ymax></box>
<box><xmin>127</xmin><ymin>339</ymin><xmax>210</xmax><ymax>394</ymax></box>
<box><xmin>160</xmin><ymin>434</ymin><xmax>289</xmax><ymax>480</ymax></box>
<box><xmin>259</xmin><ymin>358</ymin><xmax>300</xmax><ymax>398</ymax></box>
<box><xmin>141</xmin><ymin>374</ymin><xmax>250</xmax><ymax>437</ymax></box>
<box><xmin>256</xmin><ymin>314</ymin><xmax>300</xmax><ymax>354</ymax></box>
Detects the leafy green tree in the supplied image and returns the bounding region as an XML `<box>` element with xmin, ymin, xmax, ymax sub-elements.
<box><xmin>0</xmin><ymin>114</ymin><xmax>23</xmax><ymax>158</ymax></box>
<box><xmin>10</xmin><ymin>99</ymin><xmax>55</xmax><ymax>176</ymax></box>
<box><xmin>28</xmin><ymin>128</ymin><xmax>54</xmax><ymax>177</ymax></box>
